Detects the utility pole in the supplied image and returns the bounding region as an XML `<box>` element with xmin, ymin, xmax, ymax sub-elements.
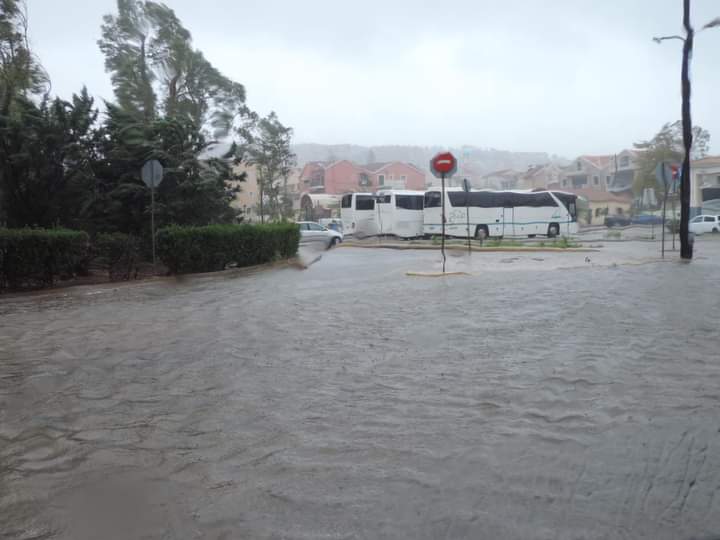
<box><xmin>679</xmin><ymin>0</ymin><xmax>694</xmax><ymax>259</ymax></box>
<box><xmin>653</xmin><ymin>3</ymin><xmax>719</xmax><ymax>260</ymax></box>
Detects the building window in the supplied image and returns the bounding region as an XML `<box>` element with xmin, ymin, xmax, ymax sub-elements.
<box><xmin>593</xmin><ymin>176</ymin><xmax>599</xmax><ymax>185</ymax></box>
<box><xmin>595</xmin><ymin>208</ymin><xmax>602</xmax><ymax>217</ymax></box>
<box><xmin>619</xmin><ymin>155</ymin><xmax>630</xmax><ymax>167</ymax></box>
<box><xmin>378</xmin><ymin>174</ymin><xmax>385</xmax><ymax>186</ymax></box>
<box><xmin>617</xmin><ymin>207</ymin><xmax>624</xmax><ymax>215</ymax></box>
<box><xmin>562</xmin><ymin>179</ymin><xmax>568</xmax><ymax>187</ymax></box>
<box><xmin>576</xmin><ymin>161</ymin><xmax>582</xmax><ymax>171</ymax></box>
<box><xmin>606</xmin><ymin>175</ymin><xmax>611</xmax><ymax>184</ymax></box>
<box><xmin>401</xmin><ymin>175</ymin><xmax>407</xmax><ymax>182</ymax></box>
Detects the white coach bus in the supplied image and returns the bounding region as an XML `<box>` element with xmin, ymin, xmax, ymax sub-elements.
<box><xmin>423</xmin><ymin>189</ymin><xmax>579</xmax><ymax>239</ymax></box>
<box><xmin>340</xmin><ymin>193</ymin><xmax>379</xmax><ymax>237</ymax></box>
<box><xmin>376</xmin><ymin>190</ymin><xmax>425</xmax><ymax>238</ymax></box>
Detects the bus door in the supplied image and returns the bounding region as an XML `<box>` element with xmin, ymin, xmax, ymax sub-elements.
<box><xmin>503</xmin><ymin>207</ymin><xmax>514</xmax><ymax>237</ymax></box>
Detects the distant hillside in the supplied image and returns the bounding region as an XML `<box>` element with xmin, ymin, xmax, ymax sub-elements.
<box><xmin>292</xmin><ymin>143</ymin><xmax>558</xmax><ymax>175</ymax></box>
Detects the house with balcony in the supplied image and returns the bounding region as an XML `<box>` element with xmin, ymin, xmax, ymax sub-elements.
<box><xmin>608</xmin><ymin>149</ymin><xmax>640</xmax><ymax>196</ymax></box>
<box><xmin>560</xmin><ymin>155</ymin><xmax>613</xmax><ymax>191</ymax></box>
<box><xmin>365</xmin><ymin>162</ymin><xmax>426</xmax><ymax>191</ymax></box>
<box><xmin>299</xmin><ymin>160</ymin><xmax>426</xmax><ymax>194</ymax></box>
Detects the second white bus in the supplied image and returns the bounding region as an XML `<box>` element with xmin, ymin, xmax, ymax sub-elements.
<box><xmin>376</xmin><ymin>190</ymin><xmax>425</xmax><ymax>238</ymax></box>
<box><xmin>423</xmin><ymin>189</ymin><xmax>578</xmax><ymax>239</ymax></box>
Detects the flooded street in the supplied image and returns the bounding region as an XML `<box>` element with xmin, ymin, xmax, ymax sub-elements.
<box><xmin>2</xmin><ymin>241</ymin><xmax>720</xmax><ymax>540</ymax></box>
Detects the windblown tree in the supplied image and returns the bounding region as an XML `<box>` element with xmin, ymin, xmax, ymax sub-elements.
<box><xmin>87</xmin><ymin>106</ymin><xmax>242</xmax><ymax>235</ymax></box>
<box><xmin>0</xmin><ymin>0</ymin><xmax>48</xmax><ymax>115</ymax></box>
<box><xmin>99</xmin><ymin>0</ymin><xmax>246</xmax><ymax>135</ymax></box>
<box><xmin>237</xmin><ymin>112</ymin><xmax>296</xmax><ymax>222</ymax></box>
<box><xmin>633</xmin><ymin>121</ymin><xmax>710</xmax><ymax>199</ymax></box>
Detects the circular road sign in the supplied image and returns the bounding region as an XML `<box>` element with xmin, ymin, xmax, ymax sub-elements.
<box><xmin>430</xmin><ymin>152</ymin><xmax>458</xmax><ymax>179</ymax></box>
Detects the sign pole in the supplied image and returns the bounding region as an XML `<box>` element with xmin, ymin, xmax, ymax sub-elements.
<box><xmin>441</xmin><ymin>172</ymin><xmax>446</xmax><ymax>273</ymax></box>
<box><xmin>151</xmin><ymin>177</ymin><xmax>157</xmax><ymax>275</ymax></box>
<box><xmin>141</xmin><ymin>159</ymin><xmax>164</xmax><ymax>277</ymax></box>
<box><xmin>466</xmin><ymin>201</ymin><xmax>471</xmax><ymax>254</ymax></box>
<box><xmin>429</xmin><ymin>151</ymin><xmax>457</xmax><ymax>274</ymax></box>
<box><xmin>661</xmin><ymin>163</ymin><xmax>667</xmax><ymax>259</ymax></box>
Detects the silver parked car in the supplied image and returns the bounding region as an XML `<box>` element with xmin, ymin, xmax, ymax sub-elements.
<box><xmin>297</xmin><ymin>221</ymin><xmax>344</xmax><ymax>249</ymax></box>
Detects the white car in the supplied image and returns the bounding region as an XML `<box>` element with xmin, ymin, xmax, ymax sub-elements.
<box><xmin>297</xmin><ymin>221</ymin><xmax>344</xmax><ymax>249</ymax></box>
<box><xmin>689</xmin><ymin>215</ymin><xmax>720</xmax><ymax>235</ymax></box>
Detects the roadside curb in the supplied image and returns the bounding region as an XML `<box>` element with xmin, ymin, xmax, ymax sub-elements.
<box><xmin>338</xmin><ymin>243</ymin><xmax>599</xmax><ymax>253</ymax></box>
<box><xmin>0</xmin><ymin>258</ymin><xmax>298</xmax><ymax>300</ymax></box>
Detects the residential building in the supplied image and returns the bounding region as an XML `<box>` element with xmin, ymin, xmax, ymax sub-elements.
<box><xmin>229</xmin><ymin>164</ymin><xmax>303</xmax><ymax>221</ymax></box>
<box><xmin>229</xmin><ymin>163</ymin><xmax>260</xmax><ymax>221</ymax></box>
<box><xmin>299</xmin><ymin>160</ymin><xmax>426</xmax><ymax>194</ymax></box>
<box><xmin>519</xmin><ymin>163</ymin><xmax>562</xmax><ymax>190</ymax></box>
<box><xmin>608</xmin><ymin>149</ymin><xmax>640</xmax><ymax>196</ymax></box>
<box><xmin>690</xmin><ymin>156</ymin><xmax>720</xmax><ymax>216</ymax></box>
<box><xmin>366</xmin><ymin>162</ymin><xmax>427</xmax><ymax>190</ymax></box>
<box><xmin>560</xmin><ymin>156</ymin><xmax>613</xmax><ymax>191</ymax></box>
<box><xmin>480</xmin><ymin>169</ymin><xmax>522</xmax><ymax>190</ymax></box>
<box><xmin>566</xmin><ymin>188</ymin><xmax>633</xmax><ymax>226</ymax></box>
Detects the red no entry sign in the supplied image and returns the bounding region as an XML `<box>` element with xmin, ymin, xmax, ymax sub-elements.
<box><xmin>430</xmin><ymin>152</ymin><xmax>457</xmax><ymax>178</ymax></box>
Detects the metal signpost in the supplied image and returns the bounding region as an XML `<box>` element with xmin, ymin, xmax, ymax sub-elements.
<box><xmin>141</xmin><ymin>159</ymin><xmax>164</xmax><ymax>274</ymax></box>
<box><xmin>430</xmin><ymin>152</ymin><xmax>458</xmax><ymax>273</ymax></box>
<box><xmin>462</xmin><ymin>178</ymin><xmax>472</xmax><ymax>253</ymax></box>
<box><xmin>655</xmin><ymin>161</ymin><xmax>680</xmax><ymax>258</ymax></box>
<box><xmin>656</xmin><ymin>162</ymin><xmax>669</xmax><ymax>258</ymax></box>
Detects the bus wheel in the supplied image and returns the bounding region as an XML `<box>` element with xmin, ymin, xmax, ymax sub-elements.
<box><xmin>474</xmin><ymin>225</ymin><xmax>488</xmax><ymax>240</ymax></box>
<box><xmin>547</xmin><ymin>223</ymin><xmax>560</xmax><ymax>238</ymax></box>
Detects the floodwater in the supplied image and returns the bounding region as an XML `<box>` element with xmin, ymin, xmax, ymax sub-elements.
<box><xmin>2</xmin><ymin>242</ymin><xmax>720</xmax><ymax>540</ymax></box>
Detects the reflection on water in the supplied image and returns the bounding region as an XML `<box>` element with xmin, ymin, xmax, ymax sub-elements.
<box><xmin>2</xmin><ymin>246</ymin><xmax>720</xmax><ymax>539</ymax></box>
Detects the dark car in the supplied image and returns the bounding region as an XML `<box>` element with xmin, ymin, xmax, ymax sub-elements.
<box><xmin>605</xmin><ymin>215</ymin><xmax>631</xmax><ymax>227</ymax></box>
<box><xmin>631</xmin><ymin>214</ymin><xmax>664</xmax><ymax>225</ymax></box>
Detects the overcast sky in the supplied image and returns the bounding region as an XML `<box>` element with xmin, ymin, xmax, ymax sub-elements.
<box><xmin>28</xmin><ymin>0</ymin><xmax>720</xmax><ymax>158</ymax></box>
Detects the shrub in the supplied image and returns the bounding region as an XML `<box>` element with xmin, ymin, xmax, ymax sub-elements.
<box><xmin>156</xmin><ymin>223</ymin><xmax>300</xmax><ymax>274</ymax></box>
<box><xmin>666</xmin><ymin>219</ymin><xmax>681</xmax><ymax>234</ymax></box>
<box><xmin>95</xmin><ymin>233</ymin><xmax>141</xmax><ymax>281</ymax></box>
<box><xmin>552</xmin><ymin>236</ymin><xmax>580</xmax><ymax>249</ymax></box>
<box><xmin>0</xmin><ymin>228</ymin><xmax>90</xmax><ymax>290</ymax></box>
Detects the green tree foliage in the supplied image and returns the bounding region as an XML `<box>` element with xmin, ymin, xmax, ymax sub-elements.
<box><xmin>0</xmin><ymin>89</ymin><xmax>99</xmax><ymax>228</ymax></box>
<box><xmin>633</xmin><ymin>120</ymin><xmax>710</xmax><ymax>196</ymax></box>
<box><xmin>99</xmin><ymin>0</ymin><xmax>246</xmax><ymax>135</ymax></box>
<box><xmin>0</xmin><ymin>0</ymin><xmax>48</xmax><ymax>115</ymax></box>
<box><xmin>237</xmin><ymin>112</ymin><xmax>296</xmax><ymax>221</ymax></box>
<box><xmin>87</xmin><ymin>105</ymin><xmax>242</xmax><ymax>235</ymax></box>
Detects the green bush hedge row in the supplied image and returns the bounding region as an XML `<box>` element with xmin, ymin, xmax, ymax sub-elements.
<box><xmin>156</xmin><ymin>223</ymin><xmax>300</xmax><ymax>274</ymax></box>
<box><xmin>95</xmin><ymin>233</ymin><xmax>141</xmax><ymax>281</ymax></box>
<box><xmin>0</xmin><ymin>228</ymin><xmax>90</xmax><ymax>290</ymax></box>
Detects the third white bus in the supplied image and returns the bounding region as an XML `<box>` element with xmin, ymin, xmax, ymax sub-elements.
<box><xmin>423</xmin><ymin>189</ymin><xmax>579</xmax><ymax>238</ymax></box>
<box><xmin>340</xmin><ymin>192</ymin><xmax>378</xmax><ymax>237</ymax></box>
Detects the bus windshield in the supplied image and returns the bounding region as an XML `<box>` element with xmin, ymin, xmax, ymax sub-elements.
<box><xmin>424</xmin><ymin>191</ymin><xmax>441</xmax><ymax>208</ymax></box>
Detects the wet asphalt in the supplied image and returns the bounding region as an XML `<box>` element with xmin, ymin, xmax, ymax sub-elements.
<box><xmin>1</xmin><ymin>240</ymin><xmax>720</xmax><ymax>539</ymax></box>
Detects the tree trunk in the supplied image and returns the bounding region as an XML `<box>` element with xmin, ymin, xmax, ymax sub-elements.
<box><xmin>680</xmin><ymin>0</ymin><xmax>694</xmax><ymax>259</ymax></box>
<box><xmin>139</xmin><ymin>37</ymin><xmax>154</xmax><ymax>122</ymax></box>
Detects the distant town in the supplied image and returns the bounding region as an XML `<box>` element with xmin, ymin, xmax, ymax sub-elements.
<box><xmin>218</xmin><ymin>143</ymin><xmax>720</xmax><ymax>226</ymax></box>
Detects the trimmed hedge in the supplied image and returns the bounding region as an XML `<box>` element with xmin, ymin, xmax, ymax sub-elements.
<box><xmin>95</xmin><ymin>233</ymin><xmax>140</xmax><ymax>281</ymax></box>
<box><xmin>0</xmin><ymin>228</ymin><xmax>90</xmax><ymax>290</ymax></box>
<box><xmin>156</xmin><ymin>223</ymin><xmax>300</xmax><ymax>274</ymax></box>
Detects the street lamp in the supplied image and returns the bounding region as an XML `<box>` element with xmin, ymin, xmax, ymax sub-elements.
<box><xmin>653</xmin><ymin>2</ymin><xmax>719</xmax><ymax>260</ymax></box>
